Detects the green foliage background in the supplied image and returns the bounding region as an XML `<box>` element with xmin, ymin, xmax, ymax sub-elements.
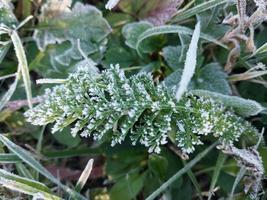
<box><xmin>0</xmin><ymin>0</ymin><xmax>267</xmax><ymax>199</ymax></box>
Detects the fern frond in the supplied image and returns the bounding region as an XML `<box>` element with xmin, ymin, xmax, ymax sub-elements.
<box><xmin>25</xmin><ymin>65</ymin><xmax>257</xmax><ymax>154</ymax></box>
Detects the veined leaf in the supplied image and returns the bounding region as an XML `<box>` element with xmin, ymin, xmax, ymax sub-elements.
<box><xmin>136</xmin><ymin>24</ymin><xmax>227</xmax><ymax>55</ymax></box>
<box><xmin>192</xmin><ymin>90</ymin><xmax>264</xmax><ymax>117</ymax></box>
<box><xmin>34</xmin><ymin>2</ymin><xmax>111</xmax><ymax>66</ymax></box>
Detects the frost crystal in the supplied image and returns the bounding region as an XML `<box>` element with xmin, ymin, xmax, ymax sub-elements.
<box><xmin>25</xmin><ymin>65</ymin><xmax>258</xmax><ymax>154</ymax></box>
<box><xmin>105</xmin><ymin>0</ymin><xmax>120</xmax><ymax>10</ymax></box>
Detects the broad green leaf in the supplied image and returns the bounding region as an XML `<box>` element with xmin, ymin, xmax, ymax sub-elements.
<box><xmin>171</xmin><ymin>0</ymin><xmax>230</xmax><ymax>23</ymax></box>
<box><xmin>192</xmin><ymin>90</ymin><xmax>264</xmax><ymax>117</ymax></box>
<box><xmin>136</xmin><ymin>25</ymin><xmax>227</xmax><ymax>55</ymax></box>
<box><xmin>122</xmin><ymin>21</ymin><xmax>153</xmax><ymax>49</ymax></box>
<box><xmin>52</xmin><ymin>127</ymin><xmax>81</xmax><ymax>148</ymax></box>
<box><xmin>164</xmin><ymin>68</ymin><xmax>183</xmax><ymax>88</ymax></box>
<box><xmin>162</xmin><ymin>46</ymin><xmax>183</xmax><ymax>70</ymax></box>
<box><xmin>0</xmin><ymin>168</ymin><xmax>61</xmax><ymax>200</ymax></box>
<box><xmin>194</xmin><ymin>63</ymin><xmax>231</xmax><ymax>95</ymax></box>
<box><xmin>34</xmin><ymin>2</ymin><xmax>111</xmax><ymax>66</ymax></box>
<box><xmin>176</xmin><ymin>22</ymin><xmax>201</xmax><ymax>100</ymax></box>
<box><xmin>0</xmin><ymin>1</ymin><xmax>17</xmax><ymax>26</ymax></box>
<box><xmin>104</xmin><ymin>45</ymin><xmax>137</xmax><ymax>68</ymax></box>
<box><xmin>148</xmin><ymin>154</ymin><xmax>168</xmax><ymax>180</ymax></box>
<box><xmin>110</xmin><ymin>172</ymin><xmax>147</xmax><ymax>200</ymax></box>
<box><xmin>0</xmin><ymin>134</ymin><xmax>87</xmax><ymax>200</ymax></box>
<box><xmin>146</xmin><ymin>142</ymin><xmax>217</xmax><ymax>200</ymax></box>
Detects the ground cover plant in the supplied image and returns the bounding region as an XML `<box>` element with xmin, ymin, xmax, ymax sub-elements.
<box><xmin>0</xmin><ymin>0</ymin><xmax>267</xmax><ymax>199</ymax></box>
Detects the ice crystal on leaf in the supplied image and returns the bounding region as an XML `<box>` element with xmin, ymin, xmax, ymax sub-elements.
<box><xmin>25</xmin><ymin>65</ymin><xmax>257</xmax><ymax>154</ymax></box>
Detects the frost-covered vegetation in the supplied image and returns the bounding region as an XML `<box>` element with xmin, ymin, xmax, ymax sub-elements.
<box><xmin>0</xmin><ymin>0</ymin><xmax>267</xmax><ymax>200</ymax></box>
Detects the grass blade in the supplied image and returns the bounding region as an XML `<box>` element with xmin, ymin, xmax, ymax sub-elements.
<box><xmin>10</xmin><ymin>30</ymin><xmax>32</xmax><ymax>109</ymax></box>
<box><xmin>0</xmin><ymin>44</ymin><xmax>11</xmax><ymax>64</ymax></box>
<box><xmin>145</xmin><ymin>142</ymin><xmax>218</xmax><ymax>200</ymax></box>
<box><xmin>0</xmin><ymin>134</ymin><xmax>87</xmax><ymax>200</ymax></box>
<box><xmin>0</xmin><ymin>168</ymin><xmax>61</xmax><ymax>200</ymax></box>
<box><xmin>16</xmin><ymin>162</ymin><xmax>34</xmax><ymax>179</ymax></box>
<box><xmin>0</xmin><ymin>73</ymin><xmax>20</xmax><ymax>111</ymax></box>
<box><xmin>208</xmin><ymin>152</ymin><xmax>227</xmax><ymax>200</ymax></box>
<box><xmin>75</xmin><ymin>159</ymin><xmax>94</xmax><ymax>192</ymax></box>
<box><xmin>136</xmin><ymin>25</ymin><xmax>227</xmax><ymax>56</ymax></box>
<box><xmin>254</xmin><ymin>42</ymin><xmax>267</xmax><ymax>56</ymax></box>
<box><xmin>0</xmin><ymin>153</ymin><xmax>21</xmax><ymax>163</ymax></box>
<box><xmin>176</xmin><ymin>22</ymin><xmax>200</xmax><ymax>101</ymax></box>
<box><xmin>172</xmin><ymin>0</ymin><xmax>230</xmax><ymax>22</ymax></box>
<box><xmin>229</xmin><ymin>166</ymin><xmax>246</xmax><ymax>200</ymax></box>
<box><xmin>182</xmin><ymin>160</ymin><xmax>203</xmax><ymax>200</ymax></box>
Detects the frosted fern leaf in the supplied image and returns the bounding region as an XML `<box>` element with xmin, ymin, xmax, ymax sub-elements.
<box><xmin>25</xmin><ymin>65</ymin><xmax>257</xmax><ymax>154</ymax></box>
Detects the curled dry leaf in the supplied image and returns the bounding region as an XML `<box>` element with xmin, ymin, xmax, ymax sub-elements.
<box><xmin>222</xmin><ymin>0</ymin><xmax>267</xmax><ymax>72</ymax></box>
<box><xmin>220</xmin><ymin>145</ymin><xmax>264</xmax><ymax>199</ymax></box>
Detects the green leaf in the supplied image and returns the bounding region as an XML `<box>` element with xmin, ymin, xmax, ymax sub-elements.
<box><xmin>104</xmin><ymin>45</ymin><xmax>137</xmax><ymax>68</ymax></box>
<box><xmin>136</xmin><ymin>25</ymin><xmax>227</xmax><ymax>55</ymax></box>
<box><xmin>229</xmin><ymin>166</ymin><xmax>246</xmax><ymax>200</ymax></box>
<box><xmin>145</xmin><ymin>142</ymin><xmax>218</xmax><ymax>200</ymax></box>
<box><xmin>122</xmin><ymin>21</ymin><xmax>153</xmax><ymax>49</ymax></box>
<box><xmin>0</xmin><ymin>153</ymin><xmax>21</xmax><ymax>163</ymax></box>
<box><xmin>0</xmin><ymin>168</ymin><xmax>61</xmax><ymax>200</ymax></box>
<box><xmin>172</xmin><ymin>0</ymin><xmax>230</xmax><ymax>23</ymax></box>
<box><xmin>162</xmin><ymin>46</ymin><xmax>183</xmax><ymax>70</ymax></box>
<box><xmin>34</xmin><ymin>2</ymin><xmax>111</xmax><ymax>66</ymax></box>
<box><xmin>148</xmin><ymin>154</ymin><xmax>168</xmax><ymax>180</ymax></box>
<box><xmin>52</xmin><ymin>127</ymin><xmax>81</xmax><ymax>148</ymax></box>
<box><xmin>192</xmin><ymin>90</ymin><xmax>264</xmax><ymax>117</ymax></box>
<box><xmin>110</xmin><ymin>172</ymin><xmax>146</xmax><ymax>200</ymax></box>
<box><xmin>194</xmin><ymin>63</ymin><xmax>231</xmax><ymax>95</ymax></box>
<box><xmin>15</xmin><ymin>162</ymin><xmax>34</xmax><ymax>180</ymax></box>
<box><xmin>0</xmin><ymin>134</ymin><xmax>87</xmax><ymax>200</ymax></box>
<box><xmin>182</xmin><ymin>160</ymin><xmax>203</xmax><ymax>200</ymax></box>
<box><xmin>208</xmin><ymin>152</ymin><xmax>227</xmax><ymax>200</ymax></box>
<box><xmin>254</xmin><ymin>42</ymin><xmax>267</xmax><ymax>55</ymax></box>
<box><xmin>11</xmin><ymin>30</ymin><xmax>32</xmax><ymax>108</ymax></box>
<box><xmin>0</xmin><ymin>1</ymin><xmax>17</xmax><ymax>26</ymax></box>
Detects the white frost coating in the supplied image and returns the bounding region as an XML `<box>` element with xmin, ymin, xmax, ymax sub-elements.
<box><xmin>105</xmin><ymin>0</ymin><xmax>120</xmax><ymax>10</ymax></box>
<box><xmin>175</xmin><ymin>22</ymin><xmax>201</xmax><ymax>101</ymax></box>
